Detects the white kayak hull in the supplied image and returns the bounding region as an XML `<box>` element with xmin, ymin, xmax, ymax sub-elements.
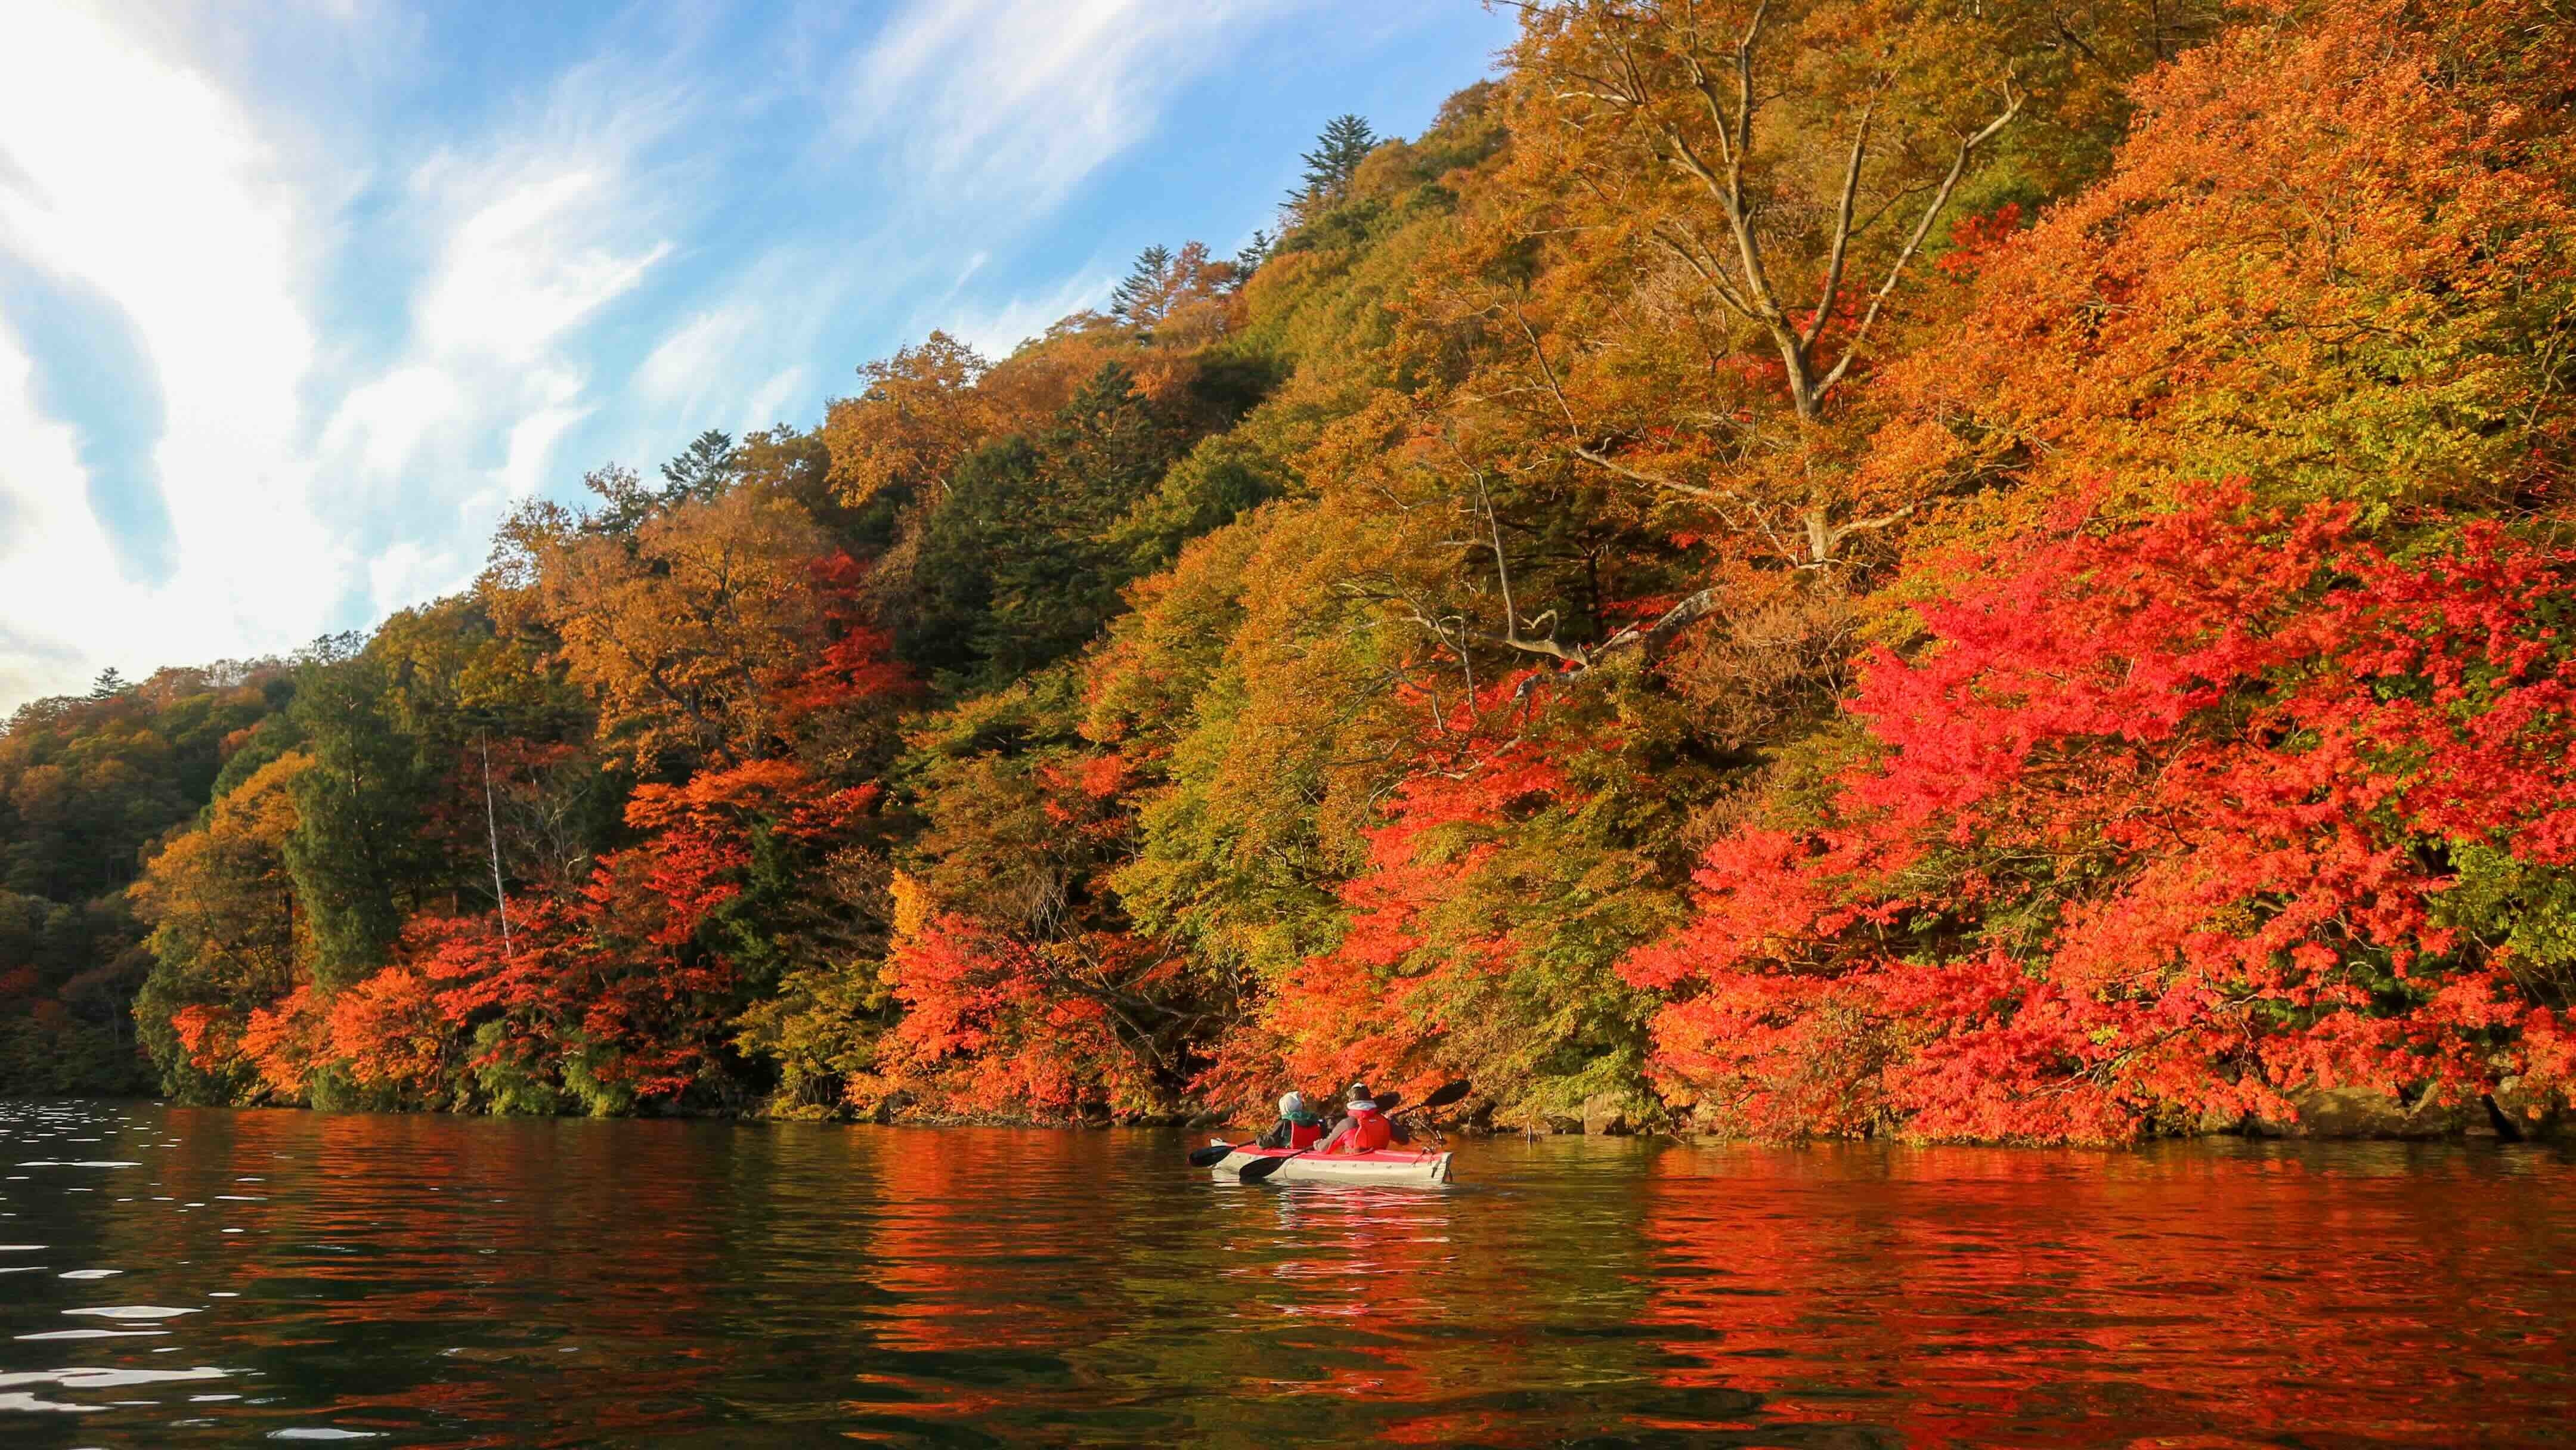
<box><xmin>1206</xmin><ymin>1140</ymin><xmax>1453</xmax><ymax>1186</ymax></box>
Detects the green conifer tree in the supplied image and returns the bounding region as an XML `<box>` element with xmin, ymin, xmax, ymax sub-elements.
<box><xmin>1293</xmin><ymin>113</ymin><xmax>1375</xmax><ymax>207</ymax></box>
<box><xmin>659</xmin><ymin>429</ymin><xmax>738</xmax><ymax>503</ymax></box>
<box><xmin>1110</xmin><ymin>244</ymin><xmax>1174</xmax><ymax>327</ymax></box>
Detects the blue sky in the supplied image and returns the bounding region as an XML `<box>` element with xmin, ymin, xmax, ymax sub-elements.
<box><xmin>0</xmin><ymin>0</ymin><xmax>1515</xmax><ymax>714</ymax></box>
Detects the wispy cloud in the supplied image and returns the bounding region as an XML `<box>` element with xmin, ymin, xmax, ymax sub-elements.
<box><xmin>311</xmin><ymin>51</ymin><xmax>695</xmax><ymax>603</ymax></box>
<box><xmin>941</xmin><ymin>271</ymin><xmax>1118</xmax><ymax>362</ymax></box>
<box><xmin>0</xmin><ymin>0</ymin><xmax>1511</xmax><ymax>712</ymax></box>
<box><xmin>413</xmin><ymin>167</ymin><xmax>674</xmax><ymax>365</ymax></box>
<box><xmin>835</xmin><ymin>0</ymin><xmax>1292</xmax><ymax>213</ymax></box>
<box><xmin>637</xmin><ymin>304</ymin><xmax>763</xmax><ymax>410</ymax></box>
<box><xmin>0</xmin><ymin>327</ymin><xmax>119</xmax><ymax>703</ymax></box>
<box><xmin>494</xmin><ymin>376</ymin><xmax>593</xmax><ymax>504</ymax></box>
<box><xmin>612</xmin><ymin>0</ymin><xmax>1295</xmax><ymax>436</ymax></box>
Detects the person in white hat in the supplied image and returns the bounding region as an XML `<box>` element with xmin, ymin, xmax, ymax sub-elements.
<box><xmin>1254</xmin><ymin>1090</ymin><xmax>1326</xmax><ymax>1150</ymax></box>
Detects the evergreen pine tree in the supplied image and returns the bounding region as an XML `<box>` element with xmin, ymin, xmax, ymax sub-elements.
<box><xmin>281</xmin><ymin>655</ymin><xmax>432</xmax><ymax>994</ymax></box>
<box><xmin>659</xmin><ymin>429</ymin><xmax>738</xmax><ymax>503</ymax></box>
<box><xmin>902</xmin><ymin>362</ymin><xmax>1181</xmax><ymax>686</ymax></box>
<box><xmin>1110</xmin><ymin>244</ymin><xmax>1174</xmax><ymax>327</ymax></box>
<box><xmin>1293</xmin><ymin>114</ymin><xmax>1375</xmax><ymax>207</ymax></box>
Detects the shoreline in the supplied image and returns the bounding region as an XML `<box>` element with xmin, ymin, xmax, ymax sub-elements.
<box><xmin>13</xmin><ymin>1089</ymin><xmax>2564</xmax><ymax>1145</ymax></box>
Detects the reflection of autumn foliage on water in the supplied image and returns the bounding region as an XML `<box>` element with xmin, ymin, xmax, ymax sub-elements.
<box><xmin>833</xmin><ymin>1131</ymin><xmax>1235</xmax><ymax>1441</ymax></box>
<box><xmin>1239</xmin><ymin>1181</ymin><xmax>1631</xmax><ymax>1449</ymax></box>
<box><xmin>1639</xmin><ymin>1144</ymin><xmax>2576</xmax><ymax>1447</ymax></box>
<box><xmin>99</xmin><ymin>1110</ymin><xmax>746</xmax><ymax>1444</ymax></box>
<box><xmin>311</xmin><ymin>1113</ymin><xmax>738</xmax><ymax>1443</ymax></box>
<box><xmin>1279</xmin><ymin>1195</ymin><xmax>1476</xmax><ymax>1444</ymax></box>
<box><xmin>862</xmin><ymin>1135</ymin><xmax>1077</xmax><ymax>1359</ymax></box>
<box><xmin>852</xmin><ymin>1139</ymin><xmax>1634</xmax><ymax>1447</ymax></box>
<box><xmin>28</xmin><ymin>1119</ymin><xmax>2575</xmax><ymax>1448</ymax></box>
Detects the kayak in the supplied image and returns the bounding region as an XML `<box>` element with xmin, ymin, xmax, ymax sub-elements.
<box><xmin>1206</xmin><ymin>1138</ymin><xmax>1454</xmax><ymax>1186</ymax></box>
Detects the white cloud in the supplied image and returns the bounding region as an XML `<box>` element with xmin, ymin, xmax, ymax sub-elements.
<box><xmin>323</xmin><ymin>365</ymin><xmax>463</xmax><ymax>478</ymax></box>
<box><xmin>365</xmin><ymin>538</ymin><xmax>463</xmax><ymax>618</ymax></box>
<box><xmin>315</xmin><ymin>58</ymin><xmax>686</xmax><ymax>570</ymax></box>
<box><xmin>837</xmin><ymin>0</ymin><xmax>1292</xmax><ymax>212</ymax></box>
<box><xmin>637</xmin><ymin>304</ymin><xmax>761</xmax><ymax>411</ymax></box>
<box><xmin>0</xmin><ymin>4</ymin><xmax>344</xmax><ymax>698</ymax></box>
<box><xmin>609</xmin><ymin>247</ymin><xmax>858</xmax><ymax>460</ymax></box>
<box><xmin>0</xmin><ymin>327</ymin><xmax>124</xmax><ymax>705</ymax></box>
<box><xmin>495</xmin><ymin>386</ymin><xmax>593</xmax><ymax>503</ymax></box>
<box><xmin>0</xmin><ymin>3</ymin><xmax>683</xmax><ymax>705</ymax></box>
<box><xmin>738</xmin><ymin>365</ymin><xmax>810</xmax><ymax>436</ymax></box>
<box><xmin>942</xmin><ymin>271</ymin><xmax>1114</xmax><ymax>362</ymax></box>
<box><xmin>0</xmin><ymin>0</ymin><xmax>1499</xmax><ymax>714</ymax></box>
<box><xmin>413</xmin><ymin>165</ymin><xmax>673</xmax><ymax>365</ymax></box>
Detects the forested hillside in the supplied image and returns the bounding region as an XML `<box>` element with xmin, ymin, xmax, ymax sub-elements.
<box><xmin>8</xmin><ymin>0</ymin><xmax>2572</xmax><ymax>1142</ymax></box>
<box><xmin>0</xmin><ymin>665</ymin><xmax>289</xmax><ymax>1095</ymax></box>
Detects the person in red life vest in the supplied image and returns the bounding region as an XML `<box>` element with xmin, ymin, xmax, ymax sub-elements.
<box><xmin>1254</xmin><ymin>1092</ymin><xmax>1326</xmax><ymax>1150</ymax></box>
<box><xmin>1317</xmin><ymin>1082</ymin><xmax>1394</xmax><ymax>1154</ymax></box>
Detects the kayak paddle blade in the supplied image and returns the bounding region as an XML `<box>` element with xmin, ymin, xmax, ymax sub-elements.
<box><xmin>1420</xmin><ymin>1079</ymin><xmax>1472</xmax><ymax>1111</ymax></box>
<box><xmin>1187</xmin><ymin>1142</ymin><xmax>1240</xmax><ymax>1167</ymax></box>
<box><xmin>1236</xmin><ymin>1152</ymin><xmax>1293</xmax><ymax>1183</ymax></box>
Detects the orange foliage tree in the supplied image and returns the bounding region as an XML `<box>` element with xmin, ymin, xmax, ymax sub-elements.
<box><xmin>1862</xmin><ymin>0</ymin><xmax>2576</xmax><ymax>538</ymax></box>
<box><xmin>871</xmin><ymin>683</ymin><xmax>1215</xmax><ymax>1119</ymax></box>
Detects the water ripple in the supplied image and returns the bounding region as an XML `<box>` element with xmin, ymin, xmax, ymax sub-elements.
<box><xmin>0</xmin><ymin>1101</ymin><xmax>2566</xmax><ymax>1447</ymax></box>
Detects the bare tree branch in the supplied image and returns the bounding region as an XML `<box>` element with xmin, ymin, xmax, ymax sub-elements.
<box><xmin>1509</xmin><ymin>297</ymin><xmax>1744</xmax><ymax>505</ymax></box>
<box><xmin>1803</xmin><ymin>80</ymin><xmax>1888</xmax><ymax>352</ymax></box>
<box><xmin>1815</xmin><ymin>80</ymin><xmax>2023</xmax><ymax>401</ymax></box>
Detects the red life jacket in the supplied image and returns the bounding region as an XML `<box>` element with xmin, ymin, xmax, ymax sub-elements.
<box><xmin>1340</xmin><ymin>1104</ymin><xmax>1392</xmax><ymax>1152</ymax></box>
<box><xmin>1289</xmin><ymin>1120</ymin><xmax>1323</xmax><ymax>1150</ymax></box>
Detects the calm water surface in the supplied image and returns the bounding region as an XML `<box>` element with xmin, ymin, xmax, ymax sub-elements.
<box><xmin>0</xmin><ymin>1101</ymin><xmax>2570</xmax><ymax>1447</ymax></box>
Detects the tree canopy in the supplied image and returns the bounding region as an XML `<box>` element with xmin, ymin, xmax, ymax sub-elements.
<box><xmin>9</xmin><ymin>0</ymin><xmax>2572</xmax><ymax>1142</ymax></box>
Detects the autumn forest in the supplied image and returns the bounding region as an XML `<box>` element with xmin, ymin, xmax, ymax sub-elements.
<box><xmin>2</xmin><ymin>0</ymin><xmax>2571</xmax><ymax>1144</ymax></box>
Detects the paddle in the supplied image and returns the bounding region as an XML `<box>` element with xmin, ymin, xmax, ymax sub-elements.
<box><xmin>1187</xmin><ymin>1089</ymin><xmax>1411</xmax><ymax>1167</ymax></box>
<box><xmin>1235</xmin><ymin>1080</ymin><xmax>1470</xmax><ymax>1183</ymax></box>
<box><xmin>1406</xmin><ymin>1080</ymin><xmax>1473</xmax><ymax>1115</ymax></box>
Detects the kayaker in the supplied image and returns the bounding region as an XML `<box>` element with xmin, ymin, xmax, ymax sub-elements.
<box><xmin>1255</xmin><ymin>1092</ymin><xmax>1326</xmax><ymax>1150</ymax></box>
<box><xmin>1317</xmin><ymin>1082</ymin><xmax>1394</xmax><ymax>1154</ymax></box>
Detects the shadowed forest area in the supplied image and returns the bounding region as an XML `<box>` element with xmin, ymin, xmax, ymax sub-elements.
<box><xmin>4</xmin><ymin>0</ymin><xmax>2572</xmax><ymax>1144</ymax></box>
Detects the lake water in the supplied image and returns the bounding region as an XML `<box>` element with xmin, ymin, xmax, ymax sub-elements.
<box><xmin>1</xmin><ymin>1102</ymin><xmax>2571</xmax><ymax>1446</ymax></box>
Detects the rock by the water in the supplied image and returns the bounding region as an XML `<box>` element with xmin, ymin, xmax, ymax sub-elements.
<box><xmin>2252</xmin><ymin>1087</ymin><xmax>2470</xmax><ymax>1139</ymax></box>
<box><xmin>1580</xmin><ymin>1095</ymin><xmax>1633</xmax><ymax>1136</ymax></box>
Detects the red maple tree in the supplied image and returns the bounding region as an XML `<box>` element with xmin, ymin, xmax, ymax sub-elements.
<box><xmin>1630</xmin><ymin>490</ymin><xmax>2576</xmax><ymax>1141</ymax></box>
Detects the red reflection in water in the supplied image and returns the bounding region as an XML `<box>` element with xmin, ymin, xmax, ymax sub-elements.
<box><xmin>1639</xmin><ymin>1142</ymin><xmax>2576</xmax><ymax>1447</ymax></box>
<box><xmin>863</xmin><ymin>1132</ymin><xmax>1069</xmax><ymax>1358</ymax></box>
<box><xmin>13</xmin><ymin>1111</ymin><xmax>2569</xmax><ymax>1449</ymax></box>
